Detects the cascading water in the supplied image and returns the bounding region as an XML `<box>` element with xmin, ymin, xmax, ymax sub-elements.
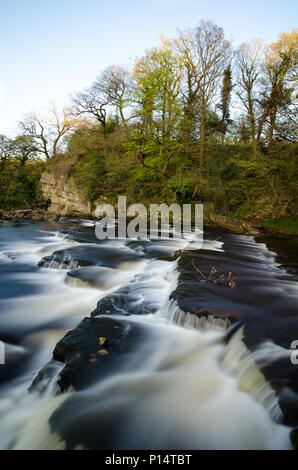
<box><xmin>0</xmin><ymin>219</ymin><xmax>296</xmax><ymax>450</ymax></box>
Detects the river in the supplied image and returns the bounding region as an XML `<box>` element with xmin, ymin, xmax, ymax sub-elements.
<box><xmin>0</xmin><ymin>219</ymin><xmax>297</xmax><ymax>450</ymax></box>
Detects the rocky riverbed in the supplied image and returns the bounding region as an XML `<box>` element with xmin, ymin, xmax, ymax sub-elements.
<box><xmin>0</xmin><ymin>219</ymin><xmax>297</xmax><ymax>449</ymax></box>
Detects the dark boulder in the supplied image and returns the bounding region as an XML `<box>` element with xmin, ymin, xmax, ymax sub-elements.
<box><xmin>31</xmin><ymin>315</ymin><xmax>147</xmax><ymax>393</ymax></box>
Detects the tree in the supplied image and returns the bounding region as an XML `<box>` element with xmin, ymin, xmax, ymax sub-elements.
<box><xmin>234</xmin><ymin>116</ymin><xmax>252</xmax><ymax>143</ymax></box>
<box><xmin>12</xmin><ymin>135</ymin><xmax>38</xmax><ymax>165</ymax></box>
<box><xmin>97</xmin><ymin>65</ymin><xmax>130</xmax><ymax>125</ymax></box>
<box><xmin>19</xmin><ymin>106</ymin><xmax>81</xmax><ymax>159</ymax></box>
<box><xmin>235</xmin><ymin>39</ymin><xmax>263</xmax><ymax>157</ymax></box>
<box><xmin>176</xmin><ymin>21</ymin><xmax>231</xmax><ymax>168</ymax></box>
<box><xmin>0</xmin><ymin>135</ymin><xmax>14</xmax><ymax>170</ymax></box>
<box><xmin>174</xmin><ymin>28</ymin><xmax>203</xmax><ymax>142</ymax></box>
<box><xmin>261</xmin><ymin>29</ymin><xmax>298</xmax><ymax>149</ymax></box>
<box><xmin>72</xmin><ymin>65</ymin><xmax>130</xmax><ymax>136</ymax></box>
<box><xmin>130</xmin><ymin>38</ymin><xmax>183</xmax><ymax>177</ymax></box>
<box><xmin>219</xmin><ymin>65</ymin><xmax>233</xmax><ymax>143</ymax></box>
<box><xmin>72</xmin><ymin>84</ymin><xmax>109</xmax><ymax>136</ymax></box>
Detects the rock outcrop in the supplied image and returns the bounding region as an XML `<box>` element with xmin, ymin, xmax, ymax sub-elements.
<box><xmin>40</xmin><ymin>173</ymin><xmax>92</xmax><ymax>216</ymax></box>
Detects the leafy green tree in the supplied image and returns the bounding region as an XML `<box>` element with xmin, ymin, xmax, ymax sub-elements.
<box><xmin>12</xmin><ymin>136</ymin><xmax>38</xmax><ymax>165</ymax></box>
<box><xmin>219</xmin><ymin>65</ymin><xmax>233</xmax><ymax>143</ymax></box>
<box><xmin>259</xmin><ymin>30</ymin><xmax>298</xmax><ymax>149</ymax></box>
<box><xmin>130</xmin><ymin>38</ymin><xmax>183</xmax><ymax>177</ymax></box>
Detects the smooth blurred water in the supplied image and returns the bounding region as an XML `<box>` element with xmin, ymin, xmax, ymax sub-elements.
<box><xmin>0</xmin><ymin>219</ymin><xmax>297</xmax><ymax>450</ymax></box>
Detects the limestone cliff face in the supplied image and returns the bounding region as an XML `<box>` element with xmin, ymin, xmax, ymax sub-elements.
<box><xmin>40</xmin><ymin>173</ymin><xmax>92</xmax><ymax>216</ymax></box>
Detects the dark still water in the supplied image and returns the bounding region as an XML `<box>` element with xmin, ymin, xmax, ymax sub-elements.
<box><xmin>0</xmin><ymin>219</ymin><xmax>297</xmax><ymax>450</ymax></box>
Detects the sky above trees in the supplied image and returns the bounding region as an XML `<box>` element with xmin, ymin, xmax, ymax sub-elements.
<box><xmin>0</xmin><ymin>0</ymin><xmax>297</xmax><ymax>135</ymax></box>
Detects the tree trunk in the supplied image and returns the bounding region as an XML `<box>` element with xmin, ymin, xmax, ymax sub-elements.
<box><xmin>248</xmin><ymin>93</ymin><xmax>257</xmax><ymax>158</ymax></box>
<box><xmin>101</xmin><ymin>119</ymin><xmax>107</xmax><ymax>138</ymax></box>
<box><xmin>268</xmin><ymin>107</ymin><xmax>277</xmax><ymax>150</ymax></box>
<box><xmin>119</xmin><ymin>104</ymin><xmax>126</xmax><ymax>125</ymax></box>
<box><xmin>200</xmin><ymin>105</ymin><xmax>207</xmax><ymax>171</ymax></box>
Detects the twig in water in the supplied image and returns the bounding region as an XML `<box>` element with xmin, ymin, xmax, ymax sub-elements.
<box><xmin>208</xmin><ymin>267</ymin><xmax>217</xmax><ymax>281</ymax></box>
<box><xmin>191</xmin><ymin>259</ymin><xmax>207</xmax><ymax>280</ymax></box>
<box><xmin>191</xmin><ymin>260</ymin><xmax>237</xmax><ymax>288</ymax></box>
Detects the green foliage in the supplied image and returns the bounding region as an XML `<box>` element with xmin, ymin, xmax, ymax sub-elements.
<box><xmin>57</xmin><ymin>123</ymin><xmax>298</xmax><ymax>235</ymax></box>
<box><xmin>134</xmin><ymin>167</ymin><xmax>160</xmax><ymax>183</ymax></box>
<box><xmin>233</xmin><ymin>201</ymin><xmax>252</xmax><ymax>218</ymax></box>
<box><xmin>0</xmin><ymin>161</ymin><xmax>45</xmax><ymax>209</ymax></box>
<box><xmin>260</xmin><ymin>216</ymin><xmax>298</xmax><ymax>234</ymax></box>
<box><xmin>66</xmin><ymin>123</ymin><xmax>104</xmax><ymax>158</ymax></box>
<box><xmin>72</xmin><ymin>153</ymin><xmax>106</xmax><ymax>203</ymax></box>
<box><xmin>167</xmin><ymin>175</ymin><xmax>196</xmax><ymax>198</ymax></box>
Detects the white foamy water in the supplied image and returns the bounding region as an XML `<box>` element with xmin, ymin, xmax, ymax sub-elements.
<box><xmin>9</xmin><ymin>319</ymin><xmax>292</xmax><ymax>450</ymax></box>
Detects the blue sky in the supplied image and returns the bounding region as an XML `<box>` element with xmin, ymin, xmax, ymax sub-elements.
<box><xmin>0</xmin><ymin>0</ymin><xmax>297</xmax><ymax>134</ymax></box>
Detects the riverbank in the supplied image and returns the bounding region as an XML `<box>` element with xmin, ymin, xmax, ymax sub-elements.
<box><xmin>1</xmin><ymin>206</ymin><xmax>297</xmax><ymax>238</ymax></box>
<box><xmin>205</xmin><ymin>213</ymin><xmax>298</xmax><ymax>237</ymax></box>
<box><xmin>1</xmin><ymin>139</ymin><xmax>297</xmax><ymax>239</ymax></box>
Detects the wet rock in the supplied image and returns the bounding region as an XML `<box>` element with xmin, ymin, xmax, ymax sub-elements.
<box><xmin>31</xmin><ymin>315</ymin><xmax>147</xmax><ymax>393</ymax></box>
<box><xmin>65</xmin><ymin>266</ymin><xmax>137</xmax><ymax>290</ymax></box>
<box><xmin>278</xmin><ymin>387</ymin><xmax>298</xmax><ymax>427</ymax></box>
<box><xmin>91</xmin><ymin>295</ymin><xmax>124</xmax><ymax>318</ymax></box>
<box><xmin>171</xmin><ymin>245</ymin><xmax>250</xmax><ymax>326</ymax></box>
<box><xmin>38</xmin><ymin>254</ymin><xmax>93</xmax><ymax>270</ymax></box>
<box><xmin>38</xmin><ymin>244</ymin><xmax>141</xmax><ymax>270</ymax></box>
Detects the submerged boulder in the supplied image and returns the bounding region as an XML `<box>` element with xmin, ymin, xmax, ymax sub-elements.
<box><xmin>31</xmin><ymin>315</ymin><xmax>147</xmax><ymax>393</ymax></box>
